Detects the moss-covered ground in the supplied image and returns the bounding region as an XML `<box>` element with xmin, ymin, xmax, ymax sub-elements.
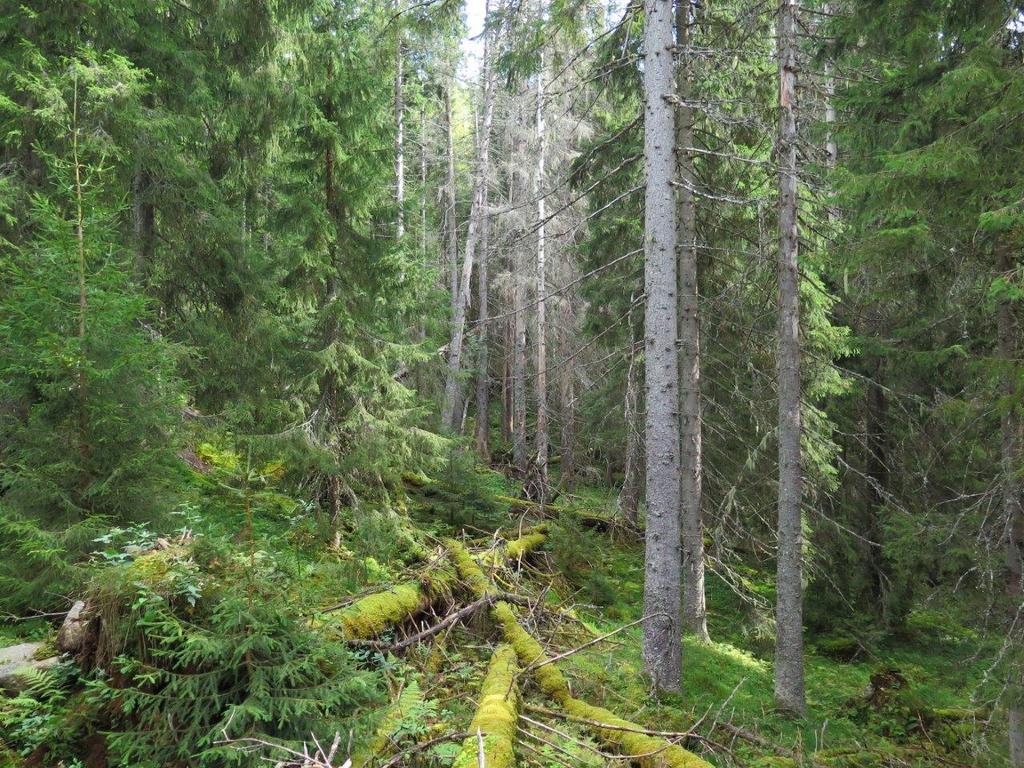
<box><xmin>0</xmin><ymin>451</ymin><xmax>1007</xmax><ymax>767</ymax></box>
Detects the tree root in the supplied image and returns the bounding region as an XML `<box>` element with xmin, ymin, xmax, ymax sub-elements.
<box><xmin>452</xmin><ymin>644</ymin><xmax>521</xmax><ymax>768</ymax></box>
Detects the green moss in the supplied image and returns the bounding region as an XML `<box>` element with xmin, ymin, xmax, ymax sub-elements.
<box><xmin>491</xmin><ymin>601</ymin><xmax>571</xmax><ymax>703</ymax></box>
<box><xmin>336</xmin><ymin>582</ymin><xmax>426</xmax><ymax>639</ymax></box>
<box><xmin>452</xmin><ymin>645</ymin><xmax>520</xmax><ymax>768</ymax></box>
<box><xmin>448</xmin><ymin>539</ymin><xmax>493</xmax><ymax>598</ymax></box>
<box><xmin>332</xmin><ymin>559</ymin><xmax>458</xmax><ymax>640</ymax></box>
<box><xmin>750</xmin><ymin>759</ymin><xmax>798</xmax><ymax>768</ymax></box>
<box><xmin>563</xmin><ymin>697</ymin><xmax>711</xmax><ymax>768</ymax></box>
<box><xmin>504</xmin><ymin>531</ymin><xmax>547</xmax><ymax>562</ymax></box>
<box><xmin>490</xmin><ymin>601</ymin><xmax>712</xmax><ymax>767</ymax></box>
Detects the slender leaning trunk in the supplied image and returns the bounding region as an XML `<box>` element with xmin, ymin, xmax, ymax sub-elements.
<box><xmin>441</xmin><ymin>8</ymin><xmax>495</xmax><ymax>431</ymax></box>
<box><xmin>774</xmin><ymin>0</ymin><xmax>806</xmax><ymax>716</ymax></box>
<box><xmin>444</xmin><ymin>85</ymin><xmax>459</xmax><ymax>308</ymax></box>
<box><xmin>676</xmin><ymin>0</ymin><xmax>708</xmax><ymax>643</ymax></box>
<box><xmin>641</xmin><ymin>0</ymin><xmax>682</xmax><ymax>693</ymax></box>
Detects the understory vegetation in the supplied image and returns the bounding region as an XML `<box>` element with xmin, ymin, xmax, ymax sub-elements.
<box><xmin>2</xmin><ymin>0</ymin><xmax>1023</xmax><ymax>766</ymax></box>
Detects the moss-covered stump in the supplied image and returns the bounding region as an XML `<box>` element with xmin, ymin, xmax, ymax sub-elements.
<box><xmin>452</xmin><ymin>645</ymin><xmax>520</xmax><ymax>768</ymax></box>
<box><xmin>449</xmin><ymin>543</ymin><xmax>712</xmax><ymax>768</ymax></box>
<box><xmin>329</xmin><ymin>559</ymin><xmax>458</xmax><ymax>640</ymax></box>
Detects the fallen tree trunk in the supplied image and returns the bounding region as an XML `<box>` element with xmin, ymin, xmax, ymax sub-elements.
<box><xmin>330</xmin><ymin>528</ymin><xmax>549</xmax><ymax>641</ymax></box>
<box><xmin>328</xmin><ymin>558</ymin><xmax>459</xmax><ymax>640</ymax></box>
<box><xmin>452</xmin><ymin>644</ymin><xmax>520</xmax><ymax>768</ymax></box>
<box><xmin>449</xmin><ymin>541</ymin><xmax>712</xmax><ymax>768</ymax></box>
<box><xmin>495</xmin><ymin>495</ymin><xmax>637</xmax><ymax>535</ymax></box>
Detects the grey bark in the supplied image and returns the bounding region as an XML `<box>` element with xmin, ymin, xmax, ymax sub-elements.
<box><xmin>512</xmin><ymin>103</ymin><xmax>530</xmax><ymax>476</ymax></box>
<box><xmin>444</xmin><ymin>86</ymin><xmax>459</xmax><ymax>307</ymax></box>
<box><xmin>513</xmin><ymin>276</ymin><xmax>529</xmax><ymax>474</ymax></box>
<box><xmin>535</xmin><ymin>35</ymin><xmax>549</xmax><ymax>503</ymax></box>
<box><xmin>474</xmin><ymin>92</ymin><xmax>494</xmax><ymax>460</ymax></box>
<box><xmin>641</xmin><ymin>0</ymin><xmax>682</xmax><ymax>693</ymax></box>
<box><xmin>1012</xmin><ymin>707</ymin><xmax>1024</xmax><ymax>768</ymax></box>
<box><xmin>676</xmin><ymin>0</ymin><xmax>708</xmax><ymax>644</ymax></box>
<box><xmin>441</xmin><ymin>15</ymin><xmax>495</xmax><ymax>431</ymax></box>
<box><xmin>395</xmin><ymin>33</ymin><xmax>405</xmax><ymax>239</ymax></box>
<box><xmin>621</xmin><ymin>322</ymin><xmax>644</xmax><ymax>526</ymax></box>
<box><xmin>998</xmin><ymin>241</ymin><xmax>1024</xmax><ymax>765</ymax></box>
<box><xmin>773</xmin><ymin>0</ymin><xmax>806</xmax><ymax>717</ymax></box>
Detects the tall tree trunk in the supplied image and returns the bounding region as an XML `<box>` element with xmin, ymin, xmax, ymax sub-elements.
<box><xmin>131</xmin><ymin>165</ymin><xmax>155</xmax><ymax>282</ymax></box>
<box><xmin>420</xmin><ymin>106</ymin><xmax>427</xmax><ymax>259</ymax></box>
<box><xmin>441</xmin><ymin>8</ymin><xmax>495</xmax><ymax>431</ymax></box>
<box><xmin>560</xmin><ymin>343</ymin><xmax>576</xmax><ymax>491</ymax></box>
<box><xmin>512</xmin><ymin>103</ymin><xmax>530</xmax><ymax>476</ymax></box>
<box><xmin>676</xmin><ymin>0</ymin><xmax>708</xmax><ymax>644</ymax></box>
<box><xmin>774</xmin><ymin>0</ymin><xmax>806</xmax><ymax>716</ymax></box>
<box><xmin>474</xmin><ymin>96</ymin><xmax>494</xmax><ymax>460</ymax></box>
<box><xmin>513</xmin><ymin>276</ymin><xmax>529</xmax><ymax>474</ymax></box>
<box><xmin>864</xmin><ymin>357</ymin><xmax>889</xmax><ymax>612</ymax></box>
<box><xmin>620</xmin><ymin>320</ymin><xmax>643</xmax><ymax>526</ymax></box>
<box><xmin>444</xmin><ymin>85</ymin><xmax>459</xmax><ymax>307</ymax></box>
<box><xmin>320</xmin><ymin>93</ymin><xmax>343</xmax><ymax>521</ymax></box>
<box><xmin>998</xmin><ymin>240</ymin><xmax>1024</xmax><ymax>767</ymax></box>
<box><xmin>641</xmin><ymin>0</ymin><xmax>682</xmax><ymax>693</ymax></box>
<box><xmin>395</xmin><ymin>32</ymin><xmax>405</xmax><ymax>239</ymax></box>
<box><xmin>502</xmin><ymin>311</ymin><xmax>513</xmax><ymax>444</ymax></box>
<box><xmin>72</xmin><ymin>75</ymin><xmax>90</xmax><ymax>493</ymax></box>
<box><xmin>534</xmin><ymin>33</ymin><xmax>549</xmax><ymax>504</ymax></box>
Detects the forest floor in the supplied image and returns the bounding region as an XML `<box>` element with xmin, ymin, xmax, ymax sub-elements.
<box><xmin>0</xmin><ymin>443</ymin><xmax>1005</xmax><ymax>768</ymax></box>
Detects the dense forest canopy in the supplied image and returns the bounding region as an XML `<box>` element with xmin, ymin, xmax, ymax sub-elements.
<box><xmin>0</xmin><ymin>0</ymin><xmax>1023</xmax><ymax>767</ymax></box>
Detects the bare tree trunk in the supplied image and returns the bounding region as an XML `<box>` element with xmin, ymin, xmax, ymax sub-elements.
<box><xmin>620</xmin><ymin>323</ymin><xmax>643</xmax><ymax>526</ymax></box>
<box><xmin>131</xmin><ymin>165</ymin><xmax>155</xmax><ymax>283</ymax></box>
<box><xmin>534</xmin><ymin>33</ymin><xmax>549</xmax><ymax>504</ymax></box>
<box><xmin>513</xmin><ymin>276</ymin><xmax>529</xmax><ymax>474</ymax></box>
<box><xmin>441</xmin><ymin>9</ymin><xmax>495</xmax><ymax>432</ymax></box>
<box><xmin>320</xmin><ymin>89</ymin><xmax>343</xmax><ymax>522</ymax></box>
<box><xmin>641</xmin><ymin>0</ymin><xmax>682</xmax><ymax>693</ymax></box>
<box><xmin>420</xmin><ymin>106</ymin><xmax>427</xmax><ymax>258</ymax></box>
<box><xmin>676</xmin><ymin>0</ymin><xmax>708</xmax><ymax>644</ymax></box>
<box><xmin>394</xmin><ymin>31</ymin><xmax>405</xmax><ymax>239</ymax></box>
<box><xmin>444</xmin><ymin>85</ymin><xmax>458</xmax><ymax>308</ymax></box>
<box><xmin>864</xmin><ymin>357</ymin><xmax>889</xmax><ymax>612</ymax></box>
<box><xmin>474</xmin><ymin>112</ymin><xmax>493</xmax><ymax>460</ymax></box>
<box><xmin>774</xmin><ymin>0</ymin><xmax>806</xmax><ymax>717</ymax></box>
<box><xmin>560</xmin><ymin>343</ymin><xmax>576</xmax><ymax>491</ymax></box>
<box><xmin>997</xmin><ymin>240</ymin><xmax>1024</xmax><ymax>766</ymax></box>
<box><xmin>502</xmin><ymin>312</ymin><xmax>513</xmax><ymax>444</ymax></box>
<box><xmin>72</xmin><ymin>76</ymin><xmax>90</xmax><ymax>492</ymax></box>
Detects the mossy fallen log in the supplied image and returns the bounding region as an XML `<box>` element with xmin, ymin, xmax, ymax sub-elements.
<box><xmin>495</xmin><ymin>495</ymin><xmax>634</xmax><ymax>535</ymax></box>
<box><xmin>328</xmin><ymin>559</ymin><xmax>458</xmax><ymax>640</ymax></box>
<box><xmin>449</xmin><ymin>542</ymin><xmax>712</xmax><ymax>768</ymax></box>
<box><xmin>452</xmin><ymin>644</ymin><xmax>520</xmax><ymax>768</ymax></box>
